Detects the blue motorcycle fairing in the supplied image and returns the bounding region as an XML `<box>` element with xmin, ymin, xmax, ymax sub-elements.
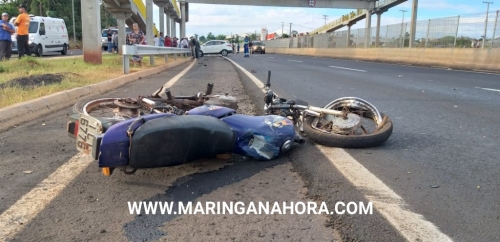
<box><xmin>187</xmin><ymin>105</ymin><xmax>236</xmax><ymax>118</ymax></box>
<box><xmin>221</xmin><ymin>114</ymin><xmax>295</xmax><ymax>160</ymax></box>
<box><xmin>98</xmin><ymin>113</ymin><xmax>176</xmax><ymax>167</ymax></box>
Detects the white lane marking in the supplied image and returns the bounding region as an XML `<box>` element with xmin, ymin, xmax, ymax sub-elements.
<box><xmin>476</xmin><ymin>87</ymin><xmax>500</xmax><ymax>92</ymax></box>
<box><xmin>0</xmin><ymin>154</ymin><xmax>92</xmax><ymax>240</ymax></box>
<box><xmin>318</xmin><ymin>147</ymin><xmax>452</xmax><ymax>242</ymax></box>
<box><xmin>329</xmin><ymin>65</ymin><xmax>367</xmax><ymax>72</ymax></box>
<box><xmin>0</xmin><ymin>59</ymin><xmax>197</xmax><ymax>241</ymax></box>
<box><xmin>268</xmin><ymin>57</ymin><xmax>274</xmax><ymax>59</ymax></box>
<box><xmin>225</xmin><ymin>56</ymin><xmax>452</xmax><ymax>241</ymax></box>
<box><xmin>288</xmin><ymin>60</ymin><xmax>303</xmax><ymax>62</ymax></box>
<box><xmin>157</xmin><ymin>59</ymin><xmax>197</xmax><ymax>91</ymax></box>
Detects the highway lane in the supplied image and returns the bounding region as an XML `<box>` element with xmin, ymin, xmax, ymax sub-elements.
<box><xmin>227</xmin><ymin>53</ymin><xmax>500</xmax><ymax>241</ymax></box>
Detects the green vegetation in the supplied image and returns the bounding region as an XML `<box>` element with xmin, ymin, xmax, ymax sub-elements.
<box><xmin>0</xmin><ymin>55</ymin><xmax>173</xmax><ymax>108</ymax></box>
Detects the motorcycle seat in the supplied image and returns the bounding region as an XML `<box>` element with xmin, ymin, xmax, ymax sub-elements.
<box><xmin>129</xmin><ymin>115</ymin><xmax>236</xmax><ymax>168</ymax></box>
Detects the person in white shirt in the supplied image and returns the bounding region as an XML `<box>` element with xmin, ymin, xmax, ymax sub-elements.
<box><xmin>153</xmin><ymin>35</ymin><xmax>159</xmax><ymax>46</ymax></box>
<box><xmin>180</xmin><ymin>37</ymin><xmax>189</xmax><ymax>48</ymax></box>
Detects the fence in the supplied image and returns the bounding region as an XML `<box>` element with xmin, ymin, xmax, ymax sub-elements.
<box><xmin>122</xmin><ymin>45</ymin><xmax>191</xmax><ymax>74</ymax></box>
<box><xmin>265</xmin><ymin>10</ymin><xmax>500</xmax><ymax>49</ymax></box>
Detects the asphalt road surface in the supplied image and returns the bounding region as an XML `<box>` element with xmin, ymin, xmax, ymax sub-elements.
<box><xmin>227</xmin><ymin>52</ymin><xmax>500</xmax><ymax>242</ymax></box>
<box><xmin>1</xmin><ymin>53</ymin><xmax>498</xmax><ymax>241</ymax></box>
<box><xmin>0</xmin><ymin>57</ymin><xmax>341</xmax><ymax>242</ymax></box>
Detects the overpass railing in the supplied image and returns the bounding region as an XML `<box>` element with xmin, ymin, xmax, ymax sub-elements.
<box><xmin>122</xmin><ymin>45</ymin><xmax>191</xmax><ymax>74</ymax></box>
<box><xmin>266</xmin><ymin>10</ymin><xmax>500</xmax><ymax>49</ymax></box>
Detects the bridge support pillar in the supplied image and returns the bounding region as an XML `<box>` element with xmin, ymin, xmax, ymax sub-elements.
<box><xmin>159</xmin><ymin>6</ymin><xmax>165</xmax><ymax>37</ymax></box>
<box><xmin>166</xmin><ymin>15</ymin><xmax>171</xmax><ymax>37</ymax></box>
<box><xmin>113</xmin><ymin>12</ymin><xmax>132</xmax><ymax>55</ymax></box>
<box><xmin>376</xmin><ymin>12</ymin><xmax>382</xmax><ymax>47</ymax></box>
<box><xmin>180</xmin><ymin>1</ymin><xmax>186</xmax><ymax>38</ymax></box>
<box><xmin>81</xmin><ymin>0</ymin><xmax>101</xmax><ymax>64</ymax></box>
<box><xmin>409</xmin><ymin>0</ymin><xmax>418</xmax><ymax>48</ymax></box>
<box><xmin>146</xmin><ymin>0</ymin><xmax>154</xmax><ymax>65</ymax></box>
<box><xmin>365</xmin><ymin>10</ymin><xmax>372</xmax><ymax>48</ymax></box>
<box><xmin>347</xmin><ymin>24</ymin><xmax>352</xmax><ymax>48</ymax></box>
<box><xmin>173</xmin><ymin>20</ymin><xmax>177</xmax><ymax>38</ymax></box>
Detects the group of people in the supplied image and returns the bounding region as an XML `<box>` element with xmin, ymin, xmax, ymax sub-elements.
<box><xmin>0</xmin><ymin>4</ymin><xmax>31</xmax><ymax>61</ymax></box>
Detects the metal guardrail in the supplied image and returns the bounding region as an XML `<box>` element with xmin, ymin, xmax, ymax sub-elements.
<box><xmin>122</xmin><ymin>45</ymin><xmax>191</xmax><ymax>74</ymax></box>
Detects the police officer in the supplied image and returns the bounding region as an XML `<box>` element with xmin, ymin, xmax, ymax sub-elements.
<box><xmin>243</xmin><ymin>36</ymin><xmax>249</xmax><ymax>57</ymax></box>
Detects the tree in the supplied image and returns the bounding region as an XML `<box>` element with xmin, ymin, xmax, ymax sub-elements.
<box><xmin>206</xmin><ymin>32</ymin><xmax>215</xmax><ymax>40</ymax></box>
<box><xmin>199</xmin><ymin>35</ymin><xmax>206</xmax><ymax>43</ymax></box>
<box><xmin>282</xmin><ymin>33</ymin><xmax>289</xmax><ymax>38</ymax></box>
<box><xmin>215</xmin><ymin>34</ymin><xmax>226</xmax><ymax>40</ymax></box>
<box><xmin>249</xmin><ymin>33</ymin><xmax>257</xmax><ymax>40</ymax></box>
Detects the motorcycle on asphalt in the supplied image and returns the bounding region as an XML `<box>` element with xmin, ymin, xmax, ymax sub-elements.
<box><xmin>66</xmin><ymin>74</ymin><xmax>392</xmax><ymax>176</ymax></box>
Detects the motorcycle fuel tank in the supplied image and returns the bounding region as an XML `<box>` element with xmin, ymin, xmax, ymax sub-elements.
<box><xmin>221</xmin><ymin>114</ymin><xmax>295</xmax><ymax>160</ymax></box>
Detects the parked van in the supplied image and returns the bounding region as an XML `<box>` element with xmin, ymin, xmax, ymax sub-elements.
<box><xmin>11</xmin><ymin>15</ymin><xmax>69</xmax><ymax>56</ymax></box>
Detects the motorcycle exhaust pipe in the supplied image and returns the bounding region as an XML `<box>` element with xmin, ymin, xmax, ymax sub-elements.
<box><xmin>294</xmin><ymin>131</ymin><xmax>305</xmax><ymax>144</ymax></box>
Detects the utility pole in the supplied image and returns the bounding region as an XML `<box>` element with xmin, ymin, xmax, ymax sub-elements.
<box><xmin>399</xmin><ymin>10</ymin><xmax>407</xmax><ymax>47</ymax></box>
<box><xmin>323</xmin><ymin>15</ymin><xmax>328</xmax><ymax>25</ymax></box>
<box><xmin>483</xmin><ymin>1</ymin><xmax>493</xmax><ymax>48</ymax></box>
<box><xmin>289</xmin><ymin>23</ymin><xmax>292</xmax><ymax>35</ymax></box>
<box><xmin>282</xmin><ymin>22</ymin><xmax>284</xmax><ymax>35</ymax></box>
<box><xmin>72</xmin><ymin>0</ymin><xmax>76</xmax><ymax>46</ymax></box>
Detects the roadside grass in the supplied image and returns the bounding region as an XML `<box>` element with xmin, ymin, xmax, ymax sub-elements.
<box><xmin>0</xmin><ymin>54</ymin><xmax>182</xmax><ymax>108</ymax></box>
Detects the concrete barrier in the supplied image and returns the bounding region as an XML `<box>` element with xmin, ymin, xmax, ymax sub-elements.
<box><xmin>0</xmin><ymin>57</ymin><xmax>192</xmax><ymax>132</ymax></box>
<box><xmin>268</xmin><ymin>48</ymin><xmax>500</xmax><ymax>72</ymax></box>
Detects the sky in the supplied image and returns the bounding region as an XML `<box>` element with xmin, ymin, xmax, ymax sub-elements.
<box><xmin>146</xmin><ymin>0</ymin><xmax>499</xmax><ymax>38</ymax></box>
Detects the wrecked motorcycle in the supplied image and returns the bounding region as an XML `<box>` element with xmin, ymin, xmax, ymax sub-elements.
<box><xmin>67</xmin><ymin>84</ymin><xmax>302</xmax><ymax>176</ymax></box>
<box><xmin>262</xmin><ymin>71</ymin><xmax>393</xmax><ymax>148</ymax></box>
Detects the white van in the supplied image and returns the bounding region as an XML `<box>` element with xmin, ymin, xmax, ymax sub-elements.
<box><xmin>11</xmin><ymin>15</ymin><xmax>69</xmax><ymax>56</ymax></box>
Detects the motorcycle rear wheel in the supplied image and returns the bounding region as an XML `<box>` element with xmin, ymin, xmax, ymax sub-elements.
<box><xmin>303</xmin><ymin>97</ymin><xmax>393</xmax><ymax>148</ymax></box>
<box><xmin>73</xmin><ymin>98</ymin><xmax>151</xmax><ymax>123</ymax></box>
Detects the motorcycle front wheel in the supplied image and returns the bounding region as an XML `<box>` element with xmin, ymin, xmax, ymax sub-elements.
<box><xmin>303</xmin><ymin>97</ymin><xmax>393</xmax><ymax>148</ymax></box>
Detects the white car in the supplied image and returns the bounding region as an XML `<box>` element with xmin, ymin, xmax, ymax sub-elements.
<box><xmin>199</xmin><ymin>40</ymin><xmax>233</xmax><ymax>57</ymax></box>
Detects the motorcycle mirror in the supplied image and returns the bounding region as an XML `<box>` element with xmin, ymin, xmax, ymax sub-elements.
<box><xmin>265</xmin><ymin>70</ymin><xmax>271</xmax><ymax>87</ymax></box>
<box><xmin>265</xmin><ymin>90</ymin><xmax>274</xmax><ymax>105</ymax></box>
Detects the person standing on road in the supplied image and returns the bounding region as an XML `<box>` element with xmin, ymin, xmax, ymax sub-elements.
<box><xmin>248</xmin><ymin>40</ymin><xmax>253</xmax><ymax>54</ymax></box>
<box><xmin>193</xmin><ymin>37</ymin><xmax>200</xmax><ymax>58</ymax></box>
<box><xmin>0</xmin><ymin>13</ymin><xmax>15</xmax><ymax>61</ymax></box>
<box><xmin>243</xmin><ymin>36</ymin><xmax>249</xmax><ymax>57</ymax></box>
<box><xmin>106</xmin><ymin>29</ymin><xmax>113</xmax><ymax>53</ymax></box>
<box><xmin>237</xmin><ymin>42</ymin><xmax>240</xmax><ymax>54</ymax></box>
<box><xmin>14</xmin><ymin>4</ymin><xmax>30</xmax><ymax>58</ymax></box>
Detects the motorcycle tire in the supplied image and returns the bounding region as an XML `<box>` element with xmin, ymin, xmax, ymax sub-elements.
<box><xmin>303</xmin><ymin>113</ymin><xmax>393</xmax><ymax>148</ymax></box>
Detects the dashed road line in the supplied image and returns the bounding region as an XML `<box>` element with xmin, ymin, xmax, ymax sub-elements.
<box><xmin>329</xmin><ymin>65</ymin><xmax>367</xmax><ymax>72</ymax></box>
<box><xmin>288</xmin><ymin>60</ymin><xmax>303</xmax><ymax>62</ymax></box>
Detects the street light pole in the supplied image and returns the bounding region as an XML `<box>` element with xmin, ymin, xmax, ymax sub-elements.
<box><xmin>482</xmin><ymin>1</ymin><xmax>493</xmax><ymax>48</ymax></box>
<box><xmin>399</xmin><ymin>10</ymin><xmax>407</xmax><ymax>47</ymax></box>
<box><xmin>323</xmin><ymin>15</ymin><xmax>328</xmax><ymax>25</ymax></box>
<box><xmin>72</xmin><ymin>0</ymin><xmax>76</xmax><ymax>47</ymax></box>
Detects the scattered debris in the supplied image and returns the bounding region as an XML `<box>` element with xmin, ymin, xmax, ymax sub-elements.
<box><xmin>430</xmin><ymin>185</ymin><xmax>439</xmax><ymax>188</ymax></box>
<box><xmin>23</xmin><ymin>170</ymin><xmax>34</xmax><ymax>174</ymax></box>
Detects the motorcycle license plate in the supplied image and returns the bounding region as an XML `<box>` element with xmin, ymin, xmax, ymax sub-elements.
<box><xmin>76</xmin><ymin>114</ymin><xmax>103</xmax><ymax>156</ymax></box>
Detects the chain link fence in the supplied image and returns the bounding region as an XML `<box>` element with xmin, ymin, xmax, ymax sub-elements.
<box><xmin>265</xmin><ymin>10</ymin><xmax>500</xmax><ymax>49</ymax></box>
